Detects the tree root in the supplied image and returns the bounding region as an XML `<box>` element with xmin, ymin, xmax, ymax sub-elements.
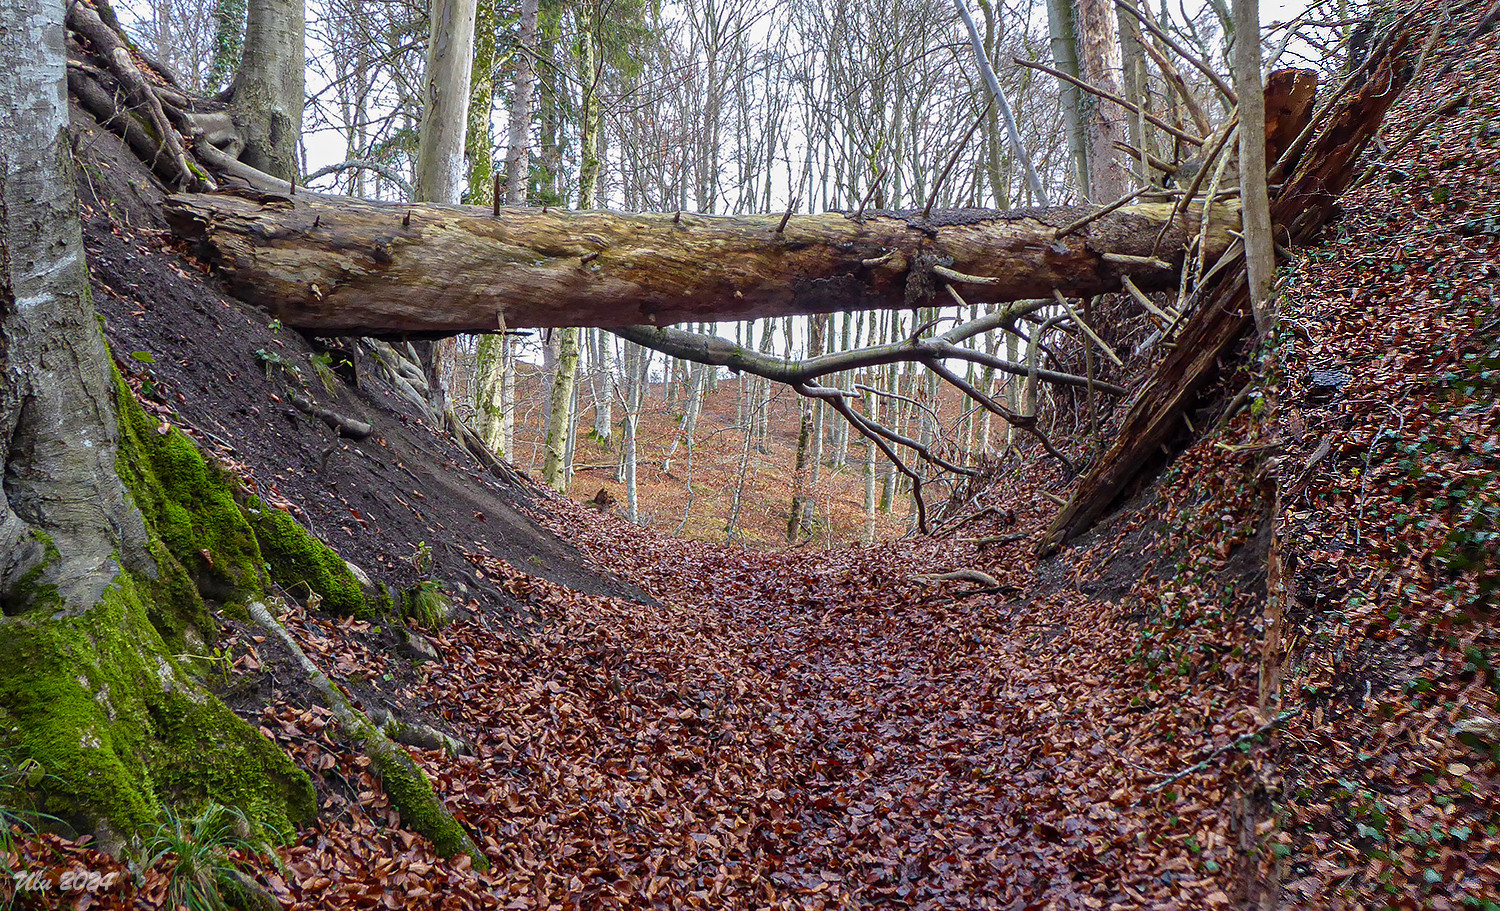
<box><xmin>247</xmin><ymin>601</ymin><xmax>488</xmax><ymax>868</ymax></box>
<box><xmin>287</xmin><ymin>392</ymin><xmax>373</xmax><ymax>440</ymax></box>
<box><xmin>65</xmin><ymin>1</ymin><xmax>206</xmax><ymax>191</ymax></box>
<box><xmin>909</xmin><ymin>569</ymin><xmax>1002</xmax><ymax>589</ymax></box>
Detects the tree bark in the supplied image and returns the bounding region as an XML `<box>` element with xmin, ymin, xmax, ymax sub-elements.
<box><xmin>1047</xmin><ymin>0</ymin><xmax>1092</xmax><ymax>198</ymax></box>
<box><xmin>227</xmin><ymin>0</ymin><xmax>304</xmax><ymax>180</ymax></box>
<box><xmin>2</xmin><ymin>0</ymin><xmax>144</xmax><ymax>607</ymax></box>
<box><xmin>463</xmin><ymin>0</ymin><xmax>497</xmax><ymax>206</ymax></box>
<box><xmin>540</xmin><ymin>327</ymin><xmax>579</xmax><ymax>492</ymax></box>
<box><xmin>3</xmin><ymin>0</ymin><xmax>314</xmax><ymax>847</ymax></box>
<box><xmin>1075</xmin><ymin>0</ymin><xmax>1127</xmax><ymax>201</ymax></box>
<box><xmin>165</xmin><ymin>194</ymin><xmax>1236</xmax><ymax>332</ymax></box>
<box><xmin>502</xmin><ymin>0</ymin><xmax>541</xmax><ymax>205</ymax></box>
<box><xmin>1232</xmin><ymin>0</ymin><xmax>1275</xmax><ymax>336</ymax></box>
<box><xmin>416</xmin><ymin>0</ymin><xmax>478</xmax><ymax>204</ymax></box>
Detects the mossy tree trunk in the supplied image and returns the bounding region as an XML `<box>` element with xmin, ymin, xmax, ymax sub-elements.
<box><xmin>1</xmin><ymin>0</ymin><xmax>314</xmax><ymax>848</ymax></box>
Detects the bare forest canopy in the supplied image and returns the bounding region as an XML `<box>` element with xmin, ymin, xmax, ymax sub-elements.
<box><xmin>63</xmin><ymin>0</ymin><xmax>1399</xmax><ymax>550</ymax></box>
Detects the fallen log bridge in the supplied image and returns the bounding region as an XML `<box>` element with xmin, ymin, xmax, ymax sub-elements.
<box><xmin>164</xmin><ymin>191</ymin><xmax>1237</xmax><ymax>333</ymax></box>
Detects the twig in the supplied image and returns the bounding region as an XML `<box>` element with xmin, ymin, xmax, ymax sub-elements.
<box><xmin>1055</xmin><ymin>292</ymin><xmax>1122</xmax><ymax>369</ymax></box>
<box><xmin>925</xmin><ymin>101</ymin><xmax>993</xmax><ymax>219</ymax></box>
<box><xmin>854</xmin><ymin>165</ymin><xmax>888</xmax><ymax>219</ymax></box>
<box><xmin>933</xmin><ymin>264</ymin><xmax>1008</xmax><ymax>286</ymax></box>
<box><xmin>1054</xmin><ymin>187</ymin><xmax>1152</xmax><ymax>238</ymax></box>
<box><xmin>934</xmin><ymin>505</ymin><xmax>997</xmax><ymax>538</ymax></box>
<box><xmin>1121</xmin><ymin>275</ymin><xmax>1178</xmax><ymax>325</ymax></box>
<box><xmin>1102</xmin><ymin>252</ymin><xmax>1175</xmax><ymax>270</ymax></box>
<box><xmin>1144</xmin><ymin>709</ymin><xmax>1301</xmax><ymax>794</ymax></box>
<box><xmin>958</xmin><ymin>533</ymin><xmax>1028</xmax><ymax>546</ymax></box>
<box><xmin>1014</xmin><ymin>56</ymin><xmax>1206</xmax><ymax>146</ymax></box>
<box><xmin>775</xmin><ymin>196</ymin><xmax>799</xmax><ymax>235</ymax></box>
<box><xmin>1114</xmin><ymin>0</ymin><xmax>1238</xmax><ymax>105</ymax></box>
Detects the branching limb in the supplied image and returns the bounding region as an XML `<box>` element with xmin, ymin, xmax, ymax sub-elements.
<box><xmin>1013</xmin><ymin>56</ymin><xmax>1206</xmax><ymax>147</ymax></box>
<box><xmin>921</xmin><ymin>358</ymin><xmax>1075</xmax><ymax>473</ymax></box>
<box><xmin>1136</xmin><ymin>29</ymin><xmax>1215</xmax><ymax>136</ymax></box>
<box><xmin>305</xmin><ymin>159</ymin><xmax>416</xmax><ymax>199</ymax></box>
<box><xmin>611</xmin><ymin>322</ymin><xmax>1119</xmax><ymax>394</ymax></box>
<box><xmin>1143</xmin><ymin>709</ymin><xmax>1301</xmax><ymax>795</ymax></box>
<box><xmin>812</xmin><ymin>383</ymin><xmax>932</xmax><ymax>533</ymax></box>
<box><xmin>1114</xmin><ymin>0</ymin><xmax>1238</xmax><ymax>105</ymax></box>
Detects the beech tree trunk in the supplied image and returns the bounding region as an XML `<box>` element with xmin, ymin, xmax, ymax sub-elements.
<box><xmin>503</xmin><ymin>0</ymin><xmax>541</xmax><ymax>205</ymax></box>
<box><xmin>165</xmin><ymin>194</ymin><xmax>1236</xmax><ymax>332</ymax></box>
<box><xmin>1075</xmin><ymin>0</ymin><xmax>1126</xmax><ymax>201</ymax></box>
<box><xmin>2</xmin><ymin>0</ymin><xmax>313</xmax><ymax>847</ymax></box>
<box><xmin>416</xmin><ymin>0</ymin><xmax>478</xmax><ymax>204</ymax></box>
<box><xmin>1233</xmin><ymin>0</ymin><xmax>1275</xmax><ymax>335</ymax></box>
<box><xmin>227</xmin><ymin>0</ymin><xmax>304</xmax><ymax>180</ymax></box>
<box><xmin>1047</xmin><ymin>0</ymin><xmax>1092</xmax><ymax>197</ymax></box>
<box><xmin>2</xmin><ymin>0</ymin><xmax>143</xmax><ymax>610</ymax></box>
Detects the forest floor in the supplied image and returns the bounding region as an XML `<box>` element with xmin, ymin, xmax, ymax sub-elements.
<box><xmin>6</xmin><ymin>3</ymin><xmax>1500</xmax><ymax>909</ymax></box>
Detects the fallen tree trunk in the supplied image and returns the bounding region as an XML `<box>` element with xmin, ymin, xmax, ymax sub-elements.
<box><xmin>1037</xmin><ymin>38</ymin><xmax>1415</xmax><ymax>554</ymax></box>
<box><xmin>164</xmin><ymin>190</ymin><xmax>1236</xmax><ymax>332</ymax></box>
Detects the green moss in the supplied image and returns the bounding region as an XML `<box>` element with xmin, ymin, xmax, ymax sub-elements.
<box><xmin>0</xmin><ymin>571</ymin><xmax>313</xmax><ymax>841</ymax></box>
<box><xmin>3</xmin><ymin>530</ymin><xmax>63</xmax><ymax>617</ymax></box>
<box><xmin>149</xmin><ymin>691</ymin><xmax>315</xmax><ymax>840</ymax></box>
<box><xmin>115</xmin><ymin>371</ymin><xmax>266</xmax><ymax>604</ymax></box>
<box><xmin>399</xmin><ymin>581</ymin><xmax>452</xmax><ymax>630</ymax></box>
<box><xmin>244</xmin><ymin>498</ymin><xmax>373</xmax><ymax>617</ymax></box>
<box><xmin>335</xmin><ymin>703</ymin><xmax>484</xmax><ymax>866</ymax></box>
<box><xmin>364</xmin><ymin>742</ymin><xmax>483</xmax><ymax>866</ymax></box>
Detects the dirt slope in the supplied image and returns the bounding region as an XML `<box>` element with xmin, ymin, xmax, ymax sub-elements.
<box><xmin>73</xmin><ymin>105</ymin><xmax>643</xmax><ymax>615</ymax></box>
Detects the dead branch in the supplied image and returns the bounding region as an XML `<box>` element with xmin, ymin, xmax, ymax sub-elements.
<box><xmin>1136</xmin><ymin>26</ymin><xmax>1215</xmax><ymax>136</ymax></box>
<box><xmin>288</xmin><ymin>392</ymin><xmax>374</xmax><ymax>440</ymax></box>
<box><xmin>909</xmin><ymin>569</ymin><xmax>1002</xmax><ymax>588</ymax></box>
<box><xmin>1013</xmin><ymin>57</ymin><xmax>1206</xmax><ymax>147</ymax></box>
<box><xmin>1114</xmin><ymin>0</ymin><xmax>1238</xmax><ymax>105</ymax></box>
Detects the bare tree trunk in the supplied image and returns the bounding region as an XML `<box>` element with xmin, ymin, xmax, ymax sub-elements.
<box><xmin>1076</xmin><ymin>0</ymin><xmax>1127</xmax><ymax>201</ymax></box>
<box><xmin>591</xmin><ymin>328</ymin><xmax>613</xmax><ymax>445</ymax></box>
<box><xmin>622</xmin><ymin>342</ymin><xmax>645</xmax><ymax>522</ymax></box>
<box><xmin>464</xmin><ymin>0</ymin><xmax>497</xmax><ymax>206</ymax></box>
<box><xmin>863</xmin><ymin>384</ymin><xmax>879</xmax><ymax>543</ymax></box>
<box><xmin>1233</xmin><ymin>0</ymin><xmax>1275</xmax><ymax>336</ymax></box>
<box><xmin>1047</xmin><ymin>0</ymin><xmax>1091</xmax><ymax>198</ymax></box>
<box><xmin>1117</xmin><ymin>0</ymin><xmax>1152</xmax><ymax>185</ymax></box>
<box><xmin>503</xmin><ymin>0</ymin><xmax>541</xmax><ymax>204</ymax></box>
<box><xmin>416</xmin><ymin>0</ymin><xmax>478</xmax><ymax>203</ymax></box>
<box><xmin>227</xmin><ymin>0</ymin><xmax>304</xmax><ymax>180</ymax></box>
<box><xmin>474</xmin><ymin>333</ymin><xmax>507</xmax><ymax>455</ymax></box>
<box><xmin>541</xmin><ymin>327</ymin><xmax>579</xmax><ymax>492</ymax></box>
